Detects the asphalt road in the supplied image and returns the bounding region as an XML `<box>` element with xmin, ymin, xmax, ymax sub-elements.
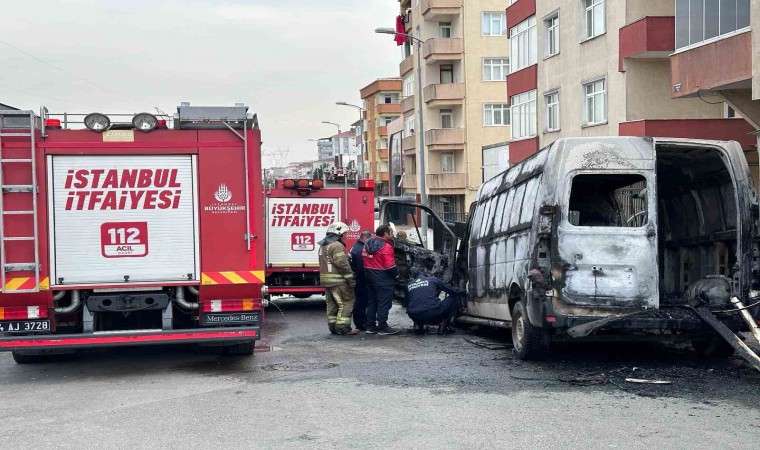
<box><xmin>1</xmin><ymin>297</ymin><xmax>758</xmax><ymax>449</ymax></box>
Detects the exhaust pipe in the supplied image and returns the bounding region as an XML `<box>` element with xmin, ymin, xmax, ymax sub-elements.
<box><xmin>455</xmin><ymin>315</ymin><xmax>511</xmax><ymax>329</ymax></box>
<box><xmin>187</xmin><ymin>285</ymin><xmax>199</xmax><ymax>296</ymax></box>
<box><xmin>175</xmin><ymin>286</ymin><xmax>199</xmax><ymax>310</ymax></box>
<box><xmin>55</xmin><ymin>290</ymin><xmax>81</xmax><ymax>314</ymax></box>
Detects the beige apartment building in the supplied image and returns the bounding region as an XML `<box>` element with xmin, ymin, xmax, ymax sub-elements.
<box><xmin>360</xmin><ymin>78</ymin><xmax>402</xmax><ymax>196</ymax></box>
<box><xmin>397</xmin><ymin>0</ymin><xmax>510</xmax><ymax>217</ymax></box>
<box><xmin>506</xmin><ymin>0</ymin><xmax>753</xmax><ymax>165</ymax></box>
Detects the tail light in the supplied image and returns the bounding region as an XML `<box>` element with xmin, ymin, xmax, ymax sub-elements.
<box><xmin>203</xmin><ymin>299</ymin><xmax>257</xmax><ymax>312</ymax></box>
<box><xmin>357</xmin><ymin>179</ymin><xmax>375</xmax><ymax>191</ymax></box>
<box><xmin>0</xmin><ymin>306</ymin><xmax>48</xmax><ymax>320</ymax></box>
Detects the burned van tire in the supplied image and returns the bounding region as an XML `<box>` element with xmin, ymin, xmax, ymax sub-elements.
<box><xmin>511</xmin><ymin>301</ymin><xmax>550</xmax><ymax>360</ymax></box>
<box><xmin>692</xmin><ymin>336</ymin><xmax>735</xmax><ymax>358</ymax></box>
<box><xmin>11</xmin><ymin>352</ymin><xmax>45</xmax><ymax>364</ymax></box>
<box><xmin>225</xmin><ymin>341</ymin><xmax>255</xmax><ymax>356</ymax></box>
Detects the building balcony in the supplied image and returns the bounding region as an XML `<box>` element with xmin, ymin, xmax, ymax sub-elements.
<box><xmin>402</xmin><ymin>174</ymin><xmax>418</xmax><ymax>190</ymax></box>
<box><xmin>421</xmin><ymin>0</ymin><xmax>460</xmax><ymax>20</ymax></box>
<box><xmin>400</xmin><ymin>54</ymin><xmax>414</xmax><ymax>76</ymax></box>
<box><xmin>671</xmin><ymin>31</ymin><xmax>751</xmax><ymax>98</ymax></box>
<box><xmin>508</xmin><ymin>137</ymin><xmax>539</xmax><ymax>164</ymax></box>
<box><xmin>402</xmin><ymin>135</ymin><xmax>416</xmax><ymax>152</ymax></box>
<box><xmin>378</xmin><ymin>126</ymin><xmax>388</xmax><ymax>136</ymax></box>
<box><xmin>426</xmin><ymin>172</ymin><xmax>466</xmax><ymax>191</ymax></box>
<box><xmin>401</xmin><ymin>95</ymin><xmax>415</xmax><ymax>113</ymax></box>
<box><xmin>423</xmin><ymin>83</ymin><xmax>464</xmax><ymax>107</ymax></box>
<box><xmin>422</xmin><ymin>38</ymin><xmax>463</xmax><ymax>63</ymax></box>
<box><xmin>619</xmin><ymin>16</ymin><xmax>675</xmax><ymax>72</ymax></box>
<box><xmin>506</xmin><ymin>64</ymin><xmax>537</xmax><ymax>100</ymax></box>
<box><xmin>377</xmin><ymin>103</ymin><xmax>401</xmax><ymax>114</ymax></box>
<box><xmin>506</xmin><ymin>0</ymin><xmax>536</xmax><ymax>31</ymax></box>
<box><xmin>378</xmin><ymin>149</ymin><xmax>389</xmax><ymax>159</ymax></box>
<box><xmin>425</xmin><ymin>128</ymin><xmax>464</xmax><ymax>151</ymax></box>
<box><xmin>378</xmin><ymin>172</ymin><xmax>390</xmax><ymax>182</ymax></box>
<box><xmin>619</xmin><ymin>119</ymin><xmax>755</xmax><ymax>149</ymax></box>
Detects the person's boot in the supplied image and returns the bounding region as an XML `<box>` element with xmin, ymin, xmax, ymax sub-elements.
<box><xmin>437</xmin><ymin>319</ymin><xmax>454</xmax><ymax>335</ymax></box>
<box><xmin>413</xmin><ymin>322</ymin><xmax>426</xmax><ymax>336</ymax></box>
<box><xmin>328</xmin><ymin>323</ymin><xmax>337</xmax><ymax>335</ymax></box>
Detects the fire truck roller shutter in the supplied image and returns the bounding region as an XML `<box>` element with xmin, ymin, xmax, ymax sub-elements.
<box><xmin>48</xmin><ymin>155</ymin><xmax>199</xmax><ymax>285</ymax></box>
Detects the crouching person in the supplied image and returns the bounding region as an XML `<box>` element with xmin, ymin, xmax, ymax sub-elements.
<box><xmin>319</xmin><ymin>222</ymin><xmax>358</xmax><ymax>335</ymax></box>
<box><xmin>405</xmin><ymin>261</ymin><xmax>466</xmax><ymax>335</ymax></box>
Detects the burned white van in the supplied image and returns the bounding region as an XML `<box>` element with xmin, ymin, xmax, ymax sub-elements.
<box><xmin>382</xmin><ymin>137</ymin><xmax>760</xmax><ymax>360</ymax></box>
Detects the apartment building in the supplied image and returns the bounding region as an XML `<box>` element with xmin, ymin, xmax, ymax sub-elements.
<box><xmin>316</xmin><ymin>138</ymin><xmax>334</xmax><ymax>161</ymax></box>
<box><xmin>669</xmin><ymin>0</ymin><xmax>758</xmax><ymax>176</ymax></box>
<box><xmin>397</xmin><ymin>0</ymin><xmax>510</xmax><ymax>217</ymax></box>
<box><xmin>360</xmin><ymin>78</ymin><xmax>402</xmax><ymax>195</ymax></box>
<box><xmin>506</xmin><ymin>0</ymin><xmax>753</xmax><ymax>165</ymax></box>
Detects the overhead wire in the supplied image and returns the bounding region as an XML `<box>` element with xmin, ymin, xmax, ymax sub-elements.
<box><xmin>0</xmin><ymin>83</ymin><xmax>101</xmax><ymax>109</ymax></box>
<box><xmin>0</xmin><ymin>37</ymin><xmax>143</xmax><ymax>108</ymax></box>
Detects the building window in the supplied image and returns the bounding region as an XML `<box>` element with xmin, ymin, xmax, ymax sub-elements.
<box><xmin>484</xmin><ymin>104</ymin><xmax>510</xmax><ymax>127</ymax></box>
<box><xmin>544</xmin><ymin>12</ymin><xmax>559</xmax><ymax>56</ymax></box>
<box><xmin>404</xmin><ymin>115</ymin><xmax>415</xmax><ymax>137</ymax></box>
<box><xmin>675</xmin><ymin>0</ymin><xmax>750</xmax><ymax>50</ymax></box>
<box><xmin>509</xmin><ymin>16</ymin><xmax>537</xmax><ymax>73</ymax></box>
<box><xmin>439</xmin><ymin>21</ymin><xmax>452</xmax><ymax>38</ymax></box>
<box><xmin>510</xmin><ymin>90</ymin><xmax>536</xmax><ymax>139</ymax></box>
<box><xmin>582</xmin><ymin>0</ymin><xmax>605</xmax><ymax>40</ymax></box>
<box><xmin>483</xmin><ymin>58</ymin><xmax>509</xmax><ymax>81</ymax></box>
<box><xmin>441</xmin><ymin>152</ymin><xmax>455</xmax><ymax>173</ymax></box>
<box><xmin>583</xmin><ymin>78</ymin><xmax>606</xmax><ymax>126</ymax></box>
<box><xmin>544</xmin><ymin>90</ymin><xmax>560</xmax><ymax>132</ymax></box>
<box><xmin>483</xmin><ymin>12</ymin><xmax>507</xmax><ymax>36</ymax></box>
<box><xmin>383</xmin><ymin>115</ymin><xmax>399</xmax><ymax>126</ymax></box>
<box><xmin>403</xmin><ymin>73</ymin><xmax>415</xmax><ymax>97</ymax></box>
<box><xmin>440</xmin><ymin>109</ymin><xmax>453</xmax><ymax>129</ymax></box>
<box><xmin>440</xmin><ymin>64</ymin><xmax>454</xmax><ymax>84</ymax></box>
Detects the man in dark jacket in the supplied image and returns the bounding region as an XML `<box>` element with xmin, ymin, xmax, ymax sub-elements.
<box><xmin>361</xmin><ymin>225</ymin><xmax>400</xmax><ymax>335</ymax></box>
<box><xmin>405</xmin><ymin>262</ymin><xmax>466</xmax><ymax>335</ymax></box>
<box><xmin>349</xmin><ymin>230</ymin><xmax>372</xmax><ymax>332</ymax></box>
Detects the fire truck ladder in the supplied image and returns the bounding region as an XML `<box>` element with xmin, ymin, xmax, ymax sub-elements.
<box><xmin>0</xmin><ymin>110</ymin><xmax>41</xmax><ymax>293</ymax></box>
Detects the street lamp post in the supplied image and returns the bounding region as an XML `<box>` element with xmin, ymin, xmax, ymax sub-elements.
<box><xmin>336</xmin><ymin>102</ymin><xmax>366</xmax><ymax>180</ymax></box>
<box><xmin>375</xmin><ymin>27</ymin><xmax>428</xmax><ymax>247</ymax></box>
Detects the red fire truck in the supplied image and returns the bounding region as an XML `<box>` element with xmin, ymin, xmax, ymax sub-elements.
<box><xmin>0</xmin><ymin>104</ymin><xmax>268</xmax><ymax>362</ymax></box>
<box><xmin>265</xmin><ymin>178</ymin><xmax>375</xmax><ymax>297</ymax></box>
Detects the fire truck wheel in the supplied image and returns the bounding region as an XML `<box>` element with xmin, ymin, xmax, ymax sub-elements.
<box><xmin>225</xmin><ymin>341</ymin><xmax>255</xmax><ymax>356</ymax></box>
<box><xmin>692</xmin><ymin>336</ymin><xmax>735</xmax><ymax>358</ymax></box>
<box><xmin>11</xmin><ymin>351</ymin><xmax>45</xmax><ymax>364</ymax></box>
<box><xmin>293</xmin><ymin>294</ymin><xmax>312</xmax><ymax>299</ymax></box>
<box><xmin>511</xmin><ymin>301</ymin><xmax>550</xmax><ymax>361</ymax></box>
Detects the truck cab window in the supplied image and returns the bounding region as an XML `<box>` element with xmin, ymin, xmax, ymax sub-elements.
<box><xmin>568</xmin><ymin>174</ymin><xmax>647</xmax><ymax>227</ymax></box>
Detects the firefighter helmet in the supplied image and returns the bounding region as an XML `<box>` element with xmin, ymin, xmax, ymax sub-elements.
<box><xmin>327</xmin><ymin>221</ymin><xmax>349</xmax><ymax>236</ymax></box>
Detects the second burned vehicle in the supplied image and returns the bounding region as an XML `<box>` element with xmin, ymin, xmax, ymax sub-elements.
<box><xmin>382</xmin><ymin>137</ymin><xmax>760</xmax><ymax>360</ymax></box>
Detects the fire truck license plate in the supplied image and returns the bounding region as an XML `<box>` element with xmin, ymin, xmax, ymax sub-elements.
<box><xmin>202</xmin><ymin>312</ymin><xmax>261</xmax><ymax>326</ymax></box>
<box><xmin>291</xmin><ymin>233</ymin><xmax>315</xmax><ymax>251</ymax></box>
<box><xmin>0</xmin><ymin>320</ymin><xmax>51</xmax><ymax>333</ymax></box>
<box><xmin>101</xmin><ymin>222</ymin><xmax>149</xmax><ymax>258</ymax></box>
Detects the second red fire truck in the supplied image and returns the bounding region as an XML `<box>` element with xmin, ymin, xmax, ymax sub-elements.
<box><xmin>265</xmin><ymin>178</ymin><xmax>375</xmax><ymax>298</ymax></box>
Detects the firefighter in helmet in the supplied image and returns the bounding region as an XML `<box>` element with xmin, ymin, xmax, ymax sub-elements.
<box><xmin>318</xmin><ymin>221</ymin><xmax>359</xmax><ymax>335</ymax></box>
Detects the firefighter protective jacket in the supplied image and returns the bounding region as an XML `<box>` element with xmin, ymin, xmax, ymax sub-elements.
<box><xmin>362</xmin><ymin>237</ymin><xmax>399</xmax><ymax>287</ymax></box>
<box><xmin>319</xmin><ymin>235</ymin><xmax>354</xmax><ymax>288</ymax></box>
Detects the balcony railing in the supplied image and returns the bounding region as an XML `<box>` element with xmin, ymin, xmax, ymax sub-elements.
<box><xmin>427</xmin><ymin>172</ymin><xmax>466</xmax><ymax>190</ymax></box>
<box><xmin>378</xmin><ymin>126</ymin><xmax>388</xmax><ymax>136</ymax></box>
<box><xmin>425</xmin><ymin>128</ymin><xmax>464</xmax><ymax>150</ymax></box>
<box><xmin>402</xmin><ymin>174</ymin><xmax>418</xmax><ymax>190</ymax></box>
<box><xmin>421</xmin><ymin>0</ymin><xmax>461</xmax><ymax>19</ymax></box>
<box><xmin>401</xmin><ymin>95</ymin><xmax>415</xmax><ymax>113</ymax></box>
<box><xmin>423</xmin><ymin>83</ymin><xmax>464</xmax><ymax>105</ymax></box>
<box><xmin>377</xmin><ymin>103</ymin><xmax>401</xmax><ymax>114</ymax></box>
<box><xmin>422</xmin><ymin>38</ymin><xmax>463</xmax><ymax>62</ymax></box>
<box><xmin>402</xmin><ymin>135</ymin><xmax>417</xmax><ymax>151</ymax></box>
<box><xmin>400</xmin><ymin>54</ymin><xmax>414</xmax><ymax>76</ymax></box>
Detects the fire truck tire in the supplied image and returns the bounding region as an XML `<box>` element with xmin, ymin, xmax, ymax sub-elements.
<box><xmin>511</xmin><ymin>301</ymin><xmax>550</xmax><ymax>361</ymax></box>
<box><xmin>225</xmin><ymin>341</ymin><xmax>255</xmax><ymax>356</ymax></box>
<box><xmin>692</xmin><ymin>336</ymin><xmax>735</xmax><ymax>358</ymax></box>
<box><xmin>11</xmin><ymin>352</ymin><xmax>45</xmax><ymax>364</ymax></box>
<box><xmin>293</xmin><ymin>294</ymin><xmax>312</xmax><ymax>299</ymax></box>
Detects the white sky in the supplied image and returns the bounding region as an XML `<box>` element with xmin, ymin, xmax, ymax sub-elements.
<box><xmin>0</xmin><ymin>0</ymin><xmax>402</xmax><ymax>166</ymax></box>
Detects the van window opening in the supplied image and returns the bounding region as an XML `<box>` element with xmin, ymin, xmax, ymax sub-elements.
<box><xmin>568</xmin><ymin>174</ymin><xmax>647</xmax><ymax>227</ymax></box>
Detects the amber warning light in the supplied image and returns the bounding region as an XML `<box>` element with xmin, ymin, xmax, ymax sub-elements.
<box><xmin>282</xmin><ymin>179</ymin><xmax>324</xmax><ymax>195</ymax></box>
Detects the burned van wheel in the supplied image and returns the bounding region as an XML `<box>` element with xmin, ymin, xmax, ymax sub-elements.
<box><xmin>225</xmin><ymin>341</ymin><xmax>255</xmax><ymax>356</ymax></box>
<box><xmin>692</xmin><ymin>336</ymin><xmax>734</xmax><ymax>358</ymax></box>
<box><xmin>511</xmin><ymin>301</ymin><xmax>549</xmax><ymax>360</ymax></box>
<box><xmin>11</xmin><ymin>351</ymin><xmax>45</xmax><ymax>364</ymax></box>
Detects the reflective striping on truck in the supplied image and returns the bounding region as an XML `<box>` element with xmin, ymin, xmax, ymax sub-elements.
<box><xmin>201</xmin><ymin>271</ymin><xmax>266</xmax><ymax>285</ymax></box>
<box><xmin>3</xmin><ymin>277</ymin><xmax>50</xmax><ymax>291</ymax></box>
